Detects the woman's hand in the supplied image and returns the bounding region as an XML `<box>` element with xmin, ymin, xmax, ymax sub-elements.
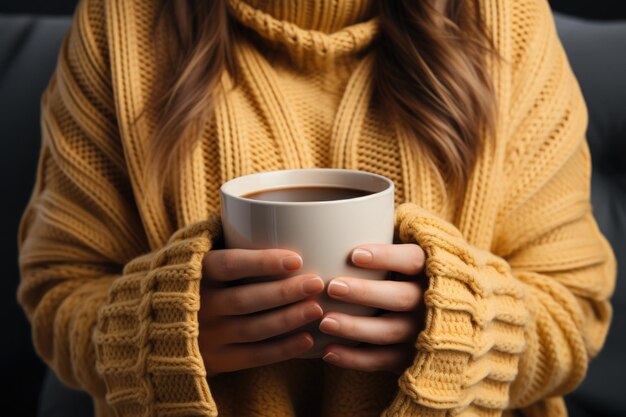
<box><xmin>319</xmin><ymin>243</ymin><xmax>427</xmax><ymax>375</ymax></box>
<box><xmin>199</xmin><ymin>248</ymin><xmax>325</xmax><ymax>379</ymax></box>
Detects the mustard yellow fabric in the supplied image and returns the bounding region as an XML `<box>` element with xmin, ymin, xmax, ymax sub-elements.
<box><xmin>17</xmin><ymin>0</ymin><xmax>617</xmax><ymax>416</ymax></box>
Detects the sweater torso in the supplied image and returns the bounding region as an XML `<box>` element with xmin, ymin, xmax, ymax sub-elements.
<box><xmin>107</xmin><ymin>1</ymin><xmax>507</xmax><ymax>412</ymax></box>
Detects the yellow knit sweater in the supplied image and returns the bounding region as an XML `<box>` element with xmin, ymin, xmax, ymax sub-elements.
<box><xmin>17</xmin><ymin>0</ymin><xmax>616</xmax><ymax>416</ymax></box>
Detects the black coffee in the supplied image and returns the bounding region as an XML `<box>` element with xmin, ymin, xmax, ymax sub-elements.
<box><xmin>242</xmin><ymin>186</ymin><xmax>373</xmax><ymax>202</ymax></box>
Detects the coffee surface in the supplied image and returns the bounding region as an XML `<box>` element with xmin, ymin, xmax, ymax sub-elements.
<box><xmin>242</xmin><ymin>186</ymin><xmax>372</xmax><ymax>202</ymax></box>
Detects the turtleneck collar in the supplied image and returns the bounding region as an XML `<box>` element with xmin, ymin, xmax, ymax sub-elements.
<box><xmin>240</xmin><ymin>0</ymin><xmax>376</xmax><ymax>33</ymax></box>
<box><xmin>227</xmin><ymin>0</ymin><xmax>379</xmax><ymax>67</ymax></box>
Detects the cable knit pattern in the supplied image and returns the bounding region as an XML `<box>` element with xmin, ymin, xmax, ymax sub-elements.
<box><xmin>383</xmin><ymin>206</ymin><xmax>529</xmax><ymax>415</ymax></box>
<box><xmin>16</xmin><ymin>0</ymin><xmax>616</xmax><ymax>416</ymax></box>
<box><xmin>94</xmin><ymin>217</ymin><xmax>222</xmax><ymax>416</ymax></box>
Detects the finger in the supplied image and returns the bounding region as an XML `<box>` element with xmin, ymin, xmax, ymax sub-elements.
<box><xmin>202</xmin><ymin>248</ymin><xmax>303</xmax><ymax>282</ymax></box>
<box><xmin>202</xmin><ymin>332</ymin><xmax>314</xmax><ymax>375</ymax></box>
<box><xmin>319</xmin><ymin>312</ymin><xmax>418</xmax><ymax>345</ymax></box>
<box><xmin>200</xmin><ymin>273</ymin><xmax>324</xmax><ymax>318</ymax></box>
<box><xmin>322</xmin><ymin>343</ymin><xmax>415</xmax><ymax>374</ymax></box>
<box><xmin>350</xmin><ymin>243</ymin><xmax>425</xmax><ymax>276</ymax></box>
<box><xmin>211</xmin><ymin>300</ymin><xmax>323</xmax><ymax>344</ymax></box>
<box><xmin>327</xmin><ymin>277</ymin><xmax>421</xmax><ymax>312</ymax></box>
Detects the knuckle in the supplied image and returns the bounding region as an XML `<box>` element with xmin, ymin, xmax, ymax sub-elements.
<box><xmin>410</xmin><ymin>259</ymin><xmax>422</xmax><ymax>275</ymax></box>
<box><xmin>283</xmin><ymin>337</ymin><xmax>302</xmax><ymax>358</ymax></box>
<box><xmin>279</xmin><ymin>280</ymin><xmax>292</xmax><ymax>303</ymax></box>
<box><xmin>409</xmin><ymin>260</ymin><xmax>421</xmax><ymax>275</ymax></box>
<box><xmin>378</xmin><ymin>329</ymin><xmax>392</xmax><ymax>345</ymax></box>
<box><xmin>228</xmin><ymin>289</ymin><xmax>249</xmax><ymax>313</ymax></box>
<box><xmin>355</xmin><ymin>280</ymin><xmax>370</xmax><ymax>301</ymax></box>
<box><xmin>205</xmin><ymin>320</ymin><xmax>226</xmax><ymax>345</ymax></box>
<box><xmin>236</xmin><ymin>322</ymin><xmax>257</xmax><ymax>342</ymax></box>
<box><xmin>374</xmin><ymin>244</ymin><xmax>391</xmax><ymax>262</ymax></box>
<box><xmin>412</xmin><ymin>246</ymin><xmax>426</xmax><ymax>272</ymax></box>
<box><xmin>257</xmin><ymin>253</ymin><xmax>274</xmax><ymax>274</ymax></box>
<box><xmin>345</xmin><ymin>356</ymin><xmax>363</xmax><ymax>372</ymax></box>
<box><xmin>381</xmin><ymin>243</ymin><xmax>393</xmax><ymax>258</ymax></box>
<box><xmin>373</xmin><ymin>354</ymin><xmax>392</xmax><ymax>372</ymax></box>
<box><xmin>282</xmin><ymin>308</ymin><xmax>298</xmax><ymax>330</ymax></box>
<box><xmin>252</xmin><ymin>346</ymin><xmax>274</xmax><ymax>365</ymax></box>
<box><xmin>345</xmin><ymin>319</ymin><xmax>359</xmax><ymax>337</ymax></box>
<box><xmin>396</xmin><ymin>290</ymin><xmax>415</xmax><ymax>311</ymax></box>
<box><xmin>219</xmin><ymin>251</ymin><xmax>239</xmax><ymax>277</ymax></box>
<box><xmin>380</xmin><ymin>325</ymin><xmax>402</xmax><ymax>345</ymax></box>
<box><xmin>279</xmin><ymin>342</ymin><xmax>293</xmax><ymax>359</ymax></box>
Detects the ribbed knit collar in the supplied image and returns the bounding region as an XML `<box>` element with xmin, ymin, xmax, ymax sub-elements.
<box><xmin>227</xmin><ymin>0</ymin><xmax>379</xmax><ymax>66</ymax></box>
<box><xmin>238</xmin><ymin>0</ymin><xmax>376</xmax><ymax>32</ymax></box>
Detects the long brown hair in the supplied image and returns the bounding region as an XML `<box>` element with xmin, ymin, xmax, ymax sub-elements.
<box><xmin>145</xmin><ymin>0</ymin><xmax>496</xmax><ymax>204</ymax></box>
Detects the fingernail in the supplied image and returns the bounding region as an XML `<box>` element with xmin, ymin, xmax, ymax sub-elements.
<box><xmin>328</xmin><ymin>280</ymin><xmax>350</xmax><ymax>297</ymax></box>
<box><xmin>298</xmin><ymin>334</ymin><xmax>313</xmax><ymax>349</ymax></box>
<box><xmin>352</xmin><ymin>248</ymin><xmax>373</xmax><ymax>264</ymax></box>
<box><xmin>281</xmin><ymin>255</ymin><xmax>302</xmax><ymax>271</ymax></box>
<box><xmin>319</xmin><ymin>317</ymin><xmax>340</xmax><ymax>332</ymax></box>
<box><xmin>323</xmin><ymin>352</ymin><xmax>340</xmax><ymax>363</ymax></box>
<box><xmin>301</xmin><ymin>276</ymin><xmax>324</xmax><ymax>295</ymax></box>
<box><xmin>303</xmin><ymin>304</ymin><xmax>323</xmax><ymax>320</ymax></box>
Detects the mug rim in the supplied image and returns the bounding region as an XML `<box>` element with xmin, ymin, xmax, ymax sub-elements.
<box><xmin>219</xmin><ymin>168</ymin><xmax>394</xmax><ymax>206</ymax></box>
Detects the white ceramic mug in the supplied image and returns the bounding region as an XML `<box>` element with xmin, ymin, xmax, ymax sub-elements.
<box><xmin>219</xmin><ymin>168</ymin><xmax>395</xmax><ymax>358</ymax></box>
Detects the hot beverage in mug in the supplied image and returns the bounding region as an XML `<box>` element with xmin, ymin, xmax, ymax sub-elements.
<box><xmin>220</xmin><ymin>168</ymin><xmax>395</xmax><ymax>358</ymax></box>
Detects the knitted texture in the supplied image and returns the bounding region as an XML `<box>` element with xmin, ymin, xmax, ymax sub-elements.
<box><xmin>16</xmin><ymin>0</ymin><xmax>616</xmax><ymax>416</ymax></box>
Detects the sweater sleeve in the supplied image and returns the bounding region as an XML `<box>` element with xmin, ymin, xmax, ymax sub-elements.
<box><xmin>381</xmin><ymin>1</ymin><xmax>616</xmax><ymax>416</ymax></box>
<box><xmin>16</xmin><ymin>0</ymin><xmax>222</xmax><ymax>415</ymax></box>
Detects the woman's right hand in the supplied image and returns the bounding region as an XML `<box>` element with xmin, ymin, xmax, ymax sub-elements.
<box><xmin>199</xmin><ymin>248</ymin><xmax>325</xmax><ymax>378</ymax></box>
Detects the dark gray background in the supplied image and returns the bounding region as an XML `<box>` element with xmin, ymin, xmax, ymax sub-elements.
<box><xmin>0</xmin><ymin>0</ymin><xmax>626</xmax><ymax>19</ymax></box>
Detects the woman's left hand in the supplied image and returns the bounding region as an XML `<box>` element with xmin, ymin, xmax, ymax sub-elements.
<box><xmin>319</xmin><ymin>243</ymin><xmax>427</xmax><ymax>375</ymax></box>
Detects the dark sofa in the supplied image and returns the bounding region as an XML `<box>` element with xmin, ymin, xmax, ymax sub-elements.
<box><xmin>553</xmin><ymin>14</ymin><xmax>626</xmax><ymax>417</ymax></box>
<box><xmin>1</xmin><ymin>10</ymin><xmax>624</xmax><ymax>417</ymax></box>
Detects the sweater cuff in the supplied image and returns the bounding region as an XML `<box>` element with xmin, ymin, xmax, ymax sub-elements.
<box><xmin>95</xmin><ymin>213</ymin><xmax>222</xmax><ymax>416</ymax></box>
<box><xmin>383</xmin><ymin>203</ymin><xmax>529</xmax><ymax>416</ymax></box>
